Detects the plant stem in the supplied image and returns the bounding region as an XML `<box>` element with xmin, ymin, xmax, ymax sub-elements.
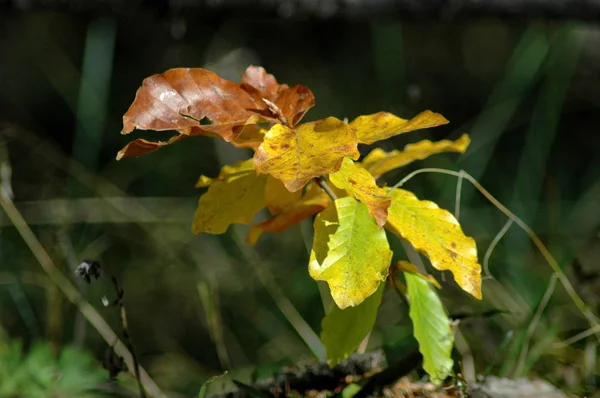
<box><xmin>315</xmin><ymin>176</ymin><xmax>338</xmax><ymax>201</ymax></box>
<box><xmin>0</xmin><ymin>194</ymin><xmax>166</xmax><ymax>398</ymax></box>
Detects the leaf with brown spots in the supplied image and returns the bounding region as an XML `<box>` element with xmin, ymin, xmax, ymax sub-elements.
<box><xmin>254</xmin><ymin>117</ymin><xmax>360</xmax><ymax>192</ymax></box>
<box><xmin>349</xmin><ymin>110</ymin><xmax>449</xmax><ymax>145</ymax></box>
<box><xmin>386</xmin><ymin>189</ymin><xmax>482</xmax><ymax>299</ymax></box>
<box><xmin>329</xmin><ymin>157</ymin><xmax>391</xmax><ymax>227</ymax></box>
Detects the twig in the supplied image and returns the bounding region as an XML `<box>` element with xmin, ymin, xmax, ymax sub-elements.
<box><xmin>0</xmin><ymin>193</ymin><xmax>166</xmax><ymax>398</ymax></box>
<box><xmin>483</xmin><ymin>219</ymin><xmax>513</xmax><ymax>279</ymax></box>
<box><xmin>553</xmin><ymin>325</ymin><xmax>600</xmax><ymax>349</ymax></box>
<box><xmin>315</xmin><ymin>176</ymin><xmax>338</xmax><ymax>201</ymax></box>
<box><xmin>103</xmin><ymin>267</ymin><xmax>146</xmax><ymax>398</ymax></box>
<box><xmin>392</xmin><ymin>167</ymin><xmax>600</xmax><ymax>340</ymax></box>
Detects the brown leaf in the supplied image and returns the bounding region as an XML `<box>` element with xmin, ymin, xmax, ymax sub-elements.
<box><xmin>241</xmin><ymin>66</ymin><xmax>315</xmax><ymax>127</ymax></box>
<box><xmin>116</xmin><ymin>135</ymin><xmax>188</xmax><ymax>160</ymax></box>
<box><xmin>118</xmin><ymin>66</ymin><xmax>314</xmax><ymax>158</ymax></box>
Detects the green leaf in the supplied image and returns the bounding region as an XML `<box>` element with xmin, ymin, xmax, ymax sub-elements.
<box><xmin>405</xmin><ymin>271</ymin><xmax>454</xmax><ymax>384</ymax></box>
<box><xmin>199</xmin><ymin>371</ymin><xmax>228</xmax><ymax>398</ymax></box>
<box><xmin>321</xmin><ymin>285</ymin><xmax>384</xmax><ymax>365</ymax></box>
<box><xmin>309</xmin><ymin>197</ymin><xmax>392</xmax><ymax>309</ymax></box>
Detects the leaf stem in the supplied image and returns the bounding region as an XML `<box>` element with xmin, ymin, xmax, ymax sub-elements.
<box><xmin>392</xmin><ymin>167</ymin><xmax>600</xmax><ymax>340</ymax></box>
<box><xmin>315</xmin><ymin>176</ymin><xmax>338</xmax><ymax>201</ymax></box>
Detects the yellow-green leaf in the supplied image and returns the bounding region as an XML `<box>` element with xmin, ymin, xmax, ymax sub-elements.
<box><xmin>405</xmin><ymin>271</ymin><xmax>454</xmax><ymax>384</ymax></box>
<box><xmin>265</xmin><ymin>175</ymin><xmax>303</xmax><ymax>215</ymax></box>
<box><xmin>309</xmin><ymin>197</ymin><xmax>392</xmax><ymax>309</ymax></box>
<box><xmin>395</xmin><ymin>260</ymin><xmax>441</xmax><ymax>289</ymax></box>
<box><xmin>349</xmin><ymin>110</ymin><xmax>449</xmax><ymax>145</ymax></box>
<box><xmin>329</xmin><ymin>157</ymin><xmax>391</xmax><ymax>227</ymax></box>
<box><xmin>362</xmin><ymin>134</ymin><xmax>471</xmax><ymax>178</ymax></box>
<box><xmin>386</xmin><ymin>189</ymin><xmax>482</xmax><ymax>299</ymax></box>
<box><xmin>321</xmin><ymin>285</ymin><xmax>384</xmax><ymax>365</ymax></box>
<box><xmin>254</xmin><ymin>117</ymin><xmax>360</xmax><ymax>192</ymax></box>
<box><xmin>247</xmin><ymin>183</ymin><xmax>330</xmax><ymax>245</ymax></box>
<box><xmin>192</xmin><ymin>159</ymin><xmax>267</xmax><ymax>234</ymax></box>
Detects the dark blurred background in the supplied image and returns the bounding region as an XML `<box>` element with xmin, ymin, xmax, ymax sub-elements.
<box><xmin>1</xmin><ymin>1</ymin><xmax>600</xmax><ymax>397</ymax></box>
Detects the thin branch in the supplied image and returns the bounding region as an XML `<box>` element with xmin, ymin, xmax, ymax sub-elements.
<box><xmin>483</xmin><ymin>219</ymin><xmax>513</xmax><ymax>278</ymax></box>
<box><xmin>0</xmin><ymin>194</ymin><xmax>166</xmax><ymax>398</ymax></box>
<box><xmin>315</xmin><ymin>176</ymin><xmax>338</xmax><ymax>201</ymax></box>
<box><xmin>106</xmin><ymin>272</ymin><xmax>146</xmax><ymax>398</ymax></box>
<box><xmin>553</xmin><ymin>325</ymin><xmax>600</xmax><ymax>349</ymax></box>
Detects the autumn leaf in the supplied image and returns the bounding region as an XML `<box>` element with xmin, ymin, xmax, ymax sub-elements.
<box><xmin>118</xmin><ymin>66</ymin><xmax>314</xmax><ymax>158</ymax></box>
<box><xmin>254</xmin><ymin>117</ymin><xmax>360</xmax><ymax>192</ymax></box>
<box><xmin>386</xmin><ymin>189</ymin><xmax>482</xmax><ymax>299</ymax></box>
<box><xmin>192</xmin><ymin>159</ymin><xmax>267</xmax><ymax>234</ymax></box>
<box><xmin>405</xmin><ymin>271</ymin><xmax>454</xmax><ymax>384</ymax></box>
<box><xmin>117</xmin><ymin>135</ymin><xmax>188</xmax><ymax>160</ymax></box>
<box><xmin>349</xmin><ymin>110</ymin><xmax>449</xmax><ymax>145</ymax></box>
<box><xmin>321</xmin><ymin>285</ymin><xmax>384</xmax><ymax>365</ymax></box>
<box><xmin>242</xmin><ymin>67</ymin><xmax>315</xmax><ymax>127</ymax></box>
<box><xmin>329</xmin><ymin>157</ymin><xmax>391</xmax><ymax>227</ymax></box>
<box><xmin>362</xmin><ymin>134</ymin><xmax>471</xmax><ymax>178</ymax></box>
<box><xmin>246</xmin><ymin>183</ymin><xmax>330</xmax><ymax>245</ymax></box>
<box><xmin>309</xmin><ymin>197</ymin><xmax>392</xmax><ymax>309</ymax></box>
<box><xmin>265</xmin><ymin>175</ymin><xmax>303</xmax><ymax>215</ymax></box>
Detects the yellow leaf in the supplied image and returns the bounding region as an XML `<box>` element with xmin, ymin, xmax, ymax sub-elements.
<box><xmin>246</xmin><ymin>183</ymin><xmax>330</xmax><ymax>245</ymax></box>
<box><xmin>329</xmin><ymin>157</ymin><xmax>391</xmax><ymax>227</ymax></box>
<box><xmin>349</xmin><ymin>110</ymin><xmax>449</xmax><ymax>145</ymax></box>
<box><xmin>254</xmin><ymin>117</ymin><xmax>360</xmax><ymax>192</ymax></box>
<box><xmin>394</xmin><ymin>260</ymin><xmax>441</xmax><ymax>289</ymax></box>
<box><xmin>265</xmin><ymin>175</ymin><xmax>303</xmax><ymax>215</ymax></box>
<box><xmin>386</xmin><ymin>189</ymin><xmax>482</xmax><ymax>299</ymax></box>
<box><xmin>363</xmin><ymin>134</ymin><xmax>471</xmax><ymax>178</ymax></box>
<box><xmin>309</xmin><ymin>197</ymin><xmax>393</xmax><ymax>309</ymax></box>
<box><xmin>192</xmin><ymin>159</ymin><xmax>267</xmax><ymax>234</ymax></box>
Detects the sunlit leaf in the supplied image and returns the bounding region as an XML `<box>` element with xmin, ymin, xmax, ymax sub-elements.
<box><xmin>309</xmin><ymin>197</ymin><xmax>392</xmax><ymax>309</ymax></box>
<box><xmin>254</xmin><ymin>117</ymin><xmax>360</xmax><ymax>192</ymax></box>
<box><xmin>362</xmin><ymin>134</ymin><xmax>471</xmax><ymax>178</ymax></box>
<box><xmin>405</xmin><ymin>271</ymin><xmax>454</xmax><ymax>384</ymax></box>
<box><xmin>321</xmin><ymin>285</ymin><xmax>384</xmax><ymax>365</ymax></box>
<box><xmin>247</xmin><ymin>183</ymin><xmax>330</xmax><ymax>245</ymax></box>
<box><xmin>386</xmin><ymin>189</ymin><xmax>482</xmax><ymax>299</ymax></box>
<box><xmin>329</xmin><ymin>157</ymin><xmax>391</xmax><ymax>227</ymax></box>
<box><xmin>265</xmin><ymin>175</ymin><xmax>303</xmax><ymax>215</ymax></box>
<box><xmin>349</xmin><ymin>110</ymin><xmax>449</xmax><ymax>145</ymax></box>
<box><xmin>192</xmin><ymin>159</ymin><xmax>267</xmax><ymax>234</ymax></box>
